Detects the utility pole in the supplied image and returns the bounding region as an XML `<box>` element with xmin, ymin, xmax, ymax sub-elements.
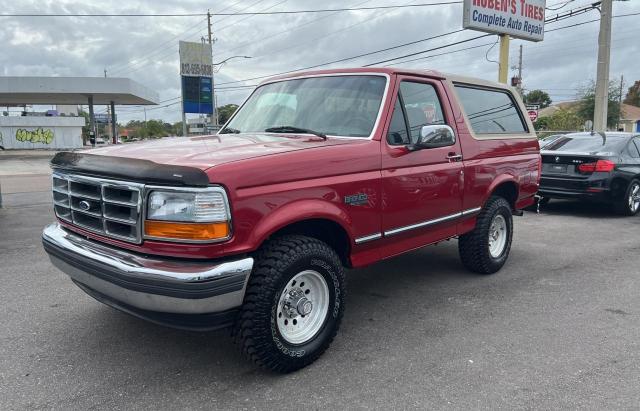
<box><xmin>498</xmin><ymin>34</ymin><xmax>510</xmax><ymax>84</ymax></box>
<box><xmin>593</xmin><ymin>0</ymin><xmax>612</xmax><ymax>132</ymax></box>
<box><xmin>617</xmin><ymin>74</ymin><xmax>624</xmax><ymax>130</ymax></box>
<box><xmin>518</xmin><ymin>45</ymin><xmax>523</xmax><ymax>84</ymax></box>
<box><xmin>207</xmin><ymin>9</ymin><xmax>219</xmax><ymax>127</ymax></box>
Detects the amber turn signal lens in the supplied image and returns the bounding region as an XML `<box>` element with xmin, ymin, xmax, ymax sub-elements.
<box><xmin>144</xmin><ymin>220</ymin><xmax>230</xmax><ymax>241</ymax></box>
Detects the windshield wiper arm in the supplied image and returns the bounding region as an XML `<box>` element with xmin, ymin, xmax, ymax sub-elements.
<box><xmin>219</xmin><ymin>127</ymin><xmax>240</xmax><ymax>134</ymax></box>
<box><xmin>264</xmin><ymin>126</ymin><xmax>327</xmax><ymax>140</ymax></box>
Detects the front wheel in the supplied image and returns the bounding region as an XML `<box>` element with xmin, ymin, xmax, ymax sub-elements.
<box><xmin>234</xmin><ymin>235</ymin><xmax>345</xmax><ymax>373</ymax></box>
<box><xmin>614</xmin><ymin>179</ymin><xmax>640</xmax><ymax>216</ymax></box>
<box><xmin>458</xmin><ymin>196</ymin><xmax>514</xmax><ymax>274</ymax></box>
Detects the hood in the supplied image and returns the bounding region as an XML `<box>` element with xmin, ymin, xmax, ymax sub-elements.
<box><xmin>88</xmin><ymin>134</ymin><xmax>356</xmax><ymax>170</ymax></box>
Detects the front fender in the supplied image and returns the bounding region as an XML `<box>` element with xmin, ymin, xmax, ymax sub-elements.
<box><xmin>247</xmin><ymin>199</ymin><xmax>355</xmax><ymax>247</ymax></box>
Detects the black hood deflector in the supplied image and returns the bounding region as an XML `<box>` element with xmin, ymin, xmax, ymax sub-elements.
<box><xmin>51</xmin><ymin>152</ymin><xmax>210</xmax><ymax>187</ymax></box>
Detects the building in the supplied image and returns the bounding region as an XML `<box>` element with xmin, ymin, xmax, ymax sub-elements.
<box><xmin>619</xmin><ymin>103</ymin><xmax>640</xmax><ymax>133</ymax></box>
<box><xmin>0</xmin><ymin>77</ymin><xmax>158</xmax><ymax>149</ymax></box>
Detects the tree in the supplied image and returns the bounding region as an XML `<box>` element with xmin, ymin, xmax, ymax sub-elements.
<box><xmin>122</xmin><ymin>119</ymin><xmax>169</xmax><ymax>139</ymax></box>
<box><xmin>575</xmin><ymin>80</ymin><xmax>621</xmax><ymax>129</ymax></box>
<box><xmin>534</xmin><ymin>107</ymin><xmax>582</xmax><ymax>131</ymax></box>
<box><xmin>78</xmin><ymin>109</ymin><xmax>90</xmax><ymax>145</ymax></box>
<box><xmin>171</xmin><ymin>121</ymin><xmax>184</xmax><ymax>136</ymax></box>
<box><xmin>524</xmin><ymin>90</ymin><xmax>552</xmax><ymax>108</ymax></box>
<box><xmin>217</xmin><ymin>104</ymin><xmax>239</xmax><ymax>124</ymax></box>
<box><xmin>623</xmin><ymin>80</ymin><xmax>640</xmax><ymax>107</ymax></box>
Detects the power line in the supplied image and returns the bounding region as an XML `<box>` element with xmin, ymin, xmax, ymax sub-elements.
<box><xmin>546</xmin><ymin>0</ymin><xmax>575</xmax><ymax>11</ymax></box>
<box><xmin>111</xmin><ymin>0</ymin><xmax>284</xmax><ymax>76</ymax></box>
<box><xmin>384</xmin><ymin>41</ymin><xmax>497</xmax><ymax>66</ymax></box>
<box><xmin>216</xmin><ymin>0</ymin><xmax>377</xmax><ymax>58</ymax></box>
<box><xmin>546</xmin><ymin>11</ymin><xmax>640</xmax><ymax>32</ymax></box>
<box><xmin>121</xmin><ymin>4</ymin><xmax>614</xmax><ymax>118</ymax></box>
<box><xmin>363</xmin><ymin>33</ymin><xmax>492</xmax><ymax>66</ymax></box>
<box><xmin>211</xmin><ymin>1</ymin><xmax>465</xmax><ymax>15</ymax></box>
<box><xmin>0</xmin><ymin>2</ymin><xmax>464</xmax><ymax>18</ymax></box>
<box><xmin>216</xmin><ymin>28</ymin><xmax>469</xmax><ymax>86</ymax></box>
<box><xmin>133</xmin><ymin>5</ymin><xmax>606</xmax><ymax>109</ymax></box>
<box><xmin>109</xmin><ymin>17</ymin><xmax>208</xmax><ymax>75</ymax></box>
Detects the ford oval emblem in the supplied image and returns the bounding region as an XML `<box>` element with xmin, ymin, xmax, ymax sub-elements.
<box><xmin>78</xmin><ymin>200</ymin><xmax>91</xmax><ymax>211</ymax></box>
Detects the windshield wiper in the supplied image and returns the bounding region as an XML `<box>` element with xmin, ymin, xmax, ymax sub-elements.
<box><xmin>219</xmin><ymin>127</ymin><xmax>240</xmax><ymax>134</ymax></box>
<box><xmin>264</xmin><ymin>126</ymin><xmax>327</xmax><ymax>140</ymax></box>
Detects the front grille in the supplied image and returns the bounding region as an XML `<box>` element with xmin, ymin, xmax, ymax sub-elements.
<box><xmin>52</xmin><ymin>172</ymin><xmax>144</xmax><ymax>243</ymax></box>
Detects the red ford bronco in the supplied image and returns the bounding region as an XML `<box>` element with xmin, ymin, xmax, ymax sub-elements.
<box><xmin>43</xmin><ymin>68</ymin><xmax>540</xmax><ymax>372</ymax></box>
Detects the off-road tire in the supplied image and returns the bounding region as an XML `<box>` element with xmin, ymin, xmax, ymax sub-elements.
<box><xmin>234</xmin><ymin>235</ymin><xmax>345</xmax><ymax>373</ymax></box>
<box><xmin>614</xmin><ymin>179</ymin><xmax>640</xmax><ymax>216</ymax></box>
<box><xmin>458</xmin><ymin>196</ymin><xmax>513</xmax><ymax>274</ymax></box>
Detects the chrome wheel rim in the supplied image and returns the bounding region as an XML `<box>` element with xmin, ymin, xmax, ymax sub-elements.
<box><xmin>276</xmin><ymin>270</ymin><xmax>329</xmax><ymax>345</ymax></box>
<box><xmin>488</xmin><ymin>214</ymin><xmax>507</xmax><ymax>258</ymax></box>
<box><xmin>628</xmin><ymin>184</ymin><xmax>640</xmax><ymax>213</ymax></box>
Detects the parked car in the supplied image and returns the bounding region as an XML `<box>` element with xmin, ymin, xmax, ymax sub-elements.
<box><xmin>42</xmin><ymin>68</ymin><xmax>540</xmax><ymax>372</ymax></box>
<box><xmin>538</xmin><ymin>132</ymin><xmax>640</xmax><ymax>215</ymax></box>
<box><xmin>538</xmin><ymin>133</ymin><xmax>565</xmax><ymax>149</ymax></box>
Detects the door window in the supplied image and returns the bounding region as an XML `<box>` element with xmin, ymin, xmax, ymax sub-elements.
<box><xmin>386</xmin><ymin>81</ymin><xmax>446</xmax><ymax>145</ymax></box>
<box><xmin>387</xmin><ymin>99</ymin><xmax>410</xmax><ymax>145</ymax></box>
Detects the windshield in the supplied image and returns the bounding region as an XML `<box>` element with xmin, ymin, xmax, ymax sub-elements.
<box><xmin>222</xmin><ymin>75</ymin><xmax>387</xmax><ymax>138</ymax></box>
<box><xmin>543</xmin><ymin>134</ymin><xmax>627</xmax><ymax>154</ymax></box>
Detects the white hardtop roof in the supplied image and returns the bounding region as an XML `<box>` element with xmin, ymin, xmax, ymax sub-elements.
<box><xmin>0</xmin><ymin>76</ymin><xmax>159</xmax><ymax>105</ymax></box>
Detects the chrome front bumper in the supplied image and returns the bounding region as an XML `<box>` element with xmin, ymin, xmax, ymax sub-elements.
<box><xmin>42</xmin><ymin>223</ymin><xmax>254</xmax><ymax>322</ymax></box>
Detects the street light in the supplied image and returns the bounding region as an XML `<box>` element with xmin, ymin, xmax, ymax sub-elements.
<box><xmin>213</xmin><ymin>55</ymin><xmax>252</xmax><ymax>73</ymax></box>
<box><xmin>211</xmin><ymin>56</ymin><xmax>252</xmax><ymax>127</ymax></box>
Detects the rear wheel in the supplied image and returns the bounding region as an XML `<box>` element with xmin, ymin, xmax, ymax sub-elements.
<box><xmin>615</xmin><ymin>179</ymin><xmax>640</xmax><ymax>216</ymax></box>
<box><xmin>234</xmin><ymin>235</ymin><xmax>345</xmax><ymax>373</ymax></box>
<box><xmin>458</xmin><ymin>196</ymin><xmax>513</xmax><ymax>274</ymax></box>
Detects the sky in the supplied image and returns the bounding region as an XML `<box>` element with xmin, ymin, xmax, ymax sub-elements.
<box><xmin>1</xmin><ymin>0</ymin><xmax>639</xmax><ymax>125</ymax></box>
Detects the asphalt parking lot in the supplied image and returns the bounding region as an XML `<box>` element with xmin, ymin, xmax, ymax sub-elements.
<box><xmin>1</xmin><ymin>171</ymin><xmax>640</xmax><ymax>409</ymax></box>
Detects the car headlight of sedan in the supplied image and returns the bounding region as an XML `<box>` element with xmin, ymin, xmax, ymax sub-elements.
<box><xmin>144</xmin><ymin>187</ymin><xmax>231</xmax><ymax>242</ymax></box>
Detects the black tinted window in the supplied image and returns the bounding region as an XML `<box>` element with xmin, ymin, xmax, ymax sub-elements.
<box><xmin>544</xmin><ymin>135</ymin><xmax>627</xmax><ymax>153</ymax></box>
<box><xmin>454</xmin><ymin>85</ymin><xmax>526</xmax><ymax>134</ymax></box>
<box><xmin>387</xmin><ymin>99</ymin><xmax>410</xmax><ymax>145</ymax></box>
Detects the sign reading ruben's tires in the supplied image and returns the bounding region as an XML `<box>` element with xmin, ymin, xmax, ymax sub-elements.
<box><xmin>463</xmin><ymin>0</ymin><xmax>546</xmax><ymax>41</ymax></box>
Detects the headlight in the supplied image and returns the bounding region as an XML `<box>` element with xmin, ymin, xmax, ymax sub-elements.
<box><xmin>144</xmin><ymin>187</ymin><xmax>231</xmax><ymax>242</ymax></box>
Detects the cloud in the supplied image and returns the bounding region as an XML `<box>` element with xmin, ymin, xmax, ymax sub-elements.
<box><xmin>1</xmin><ymin>0</ymin><xmax>639</xmax><ymax>124</ymax></box>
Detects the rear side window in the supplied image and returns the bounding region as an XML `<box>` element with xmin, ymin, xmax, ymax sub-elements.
<box><xmin>454</xmin><ymin>85</ymin><xmax>527</xmax><ymax>134</ymax></box>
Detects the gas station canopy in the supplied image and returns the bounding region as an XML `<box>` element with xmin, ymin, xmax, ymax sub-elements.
<box><xmin>0</xmin><ymin>76</ymin><xmax>159</xmax><ymax>106</ymax></box>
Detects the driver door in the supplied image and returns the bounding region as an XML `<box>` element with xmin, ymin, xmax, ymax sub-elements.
<box><xmin>379</xmin><ymin>76</ymin><xmax>464</xmax><ymax>258</ymax></box>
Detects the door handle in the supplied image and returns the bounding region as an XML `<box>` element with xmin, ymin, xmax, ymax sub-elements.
<box><xmin>446</xmin><ymin>153</ymin><xmax>463</xmax><ymax>162</ymax></box>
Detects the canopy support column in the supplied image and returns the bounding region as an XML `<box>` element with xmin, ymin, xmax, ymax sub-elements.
<box><xmin>110</xmin><ymin>101</ymin><xmax>117</xmax><ymax>144</ymax></box>
<box><xmin>88</xmin><ymin>95</ymin><xmax>95</xmax><ymax>147</ymax></box>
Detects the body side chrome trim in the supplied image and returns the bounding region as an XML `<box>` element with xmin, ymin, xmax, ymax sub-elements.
<box><xmin>354</xmin><ymin>232</ymin><xmax>383</xmax><ymax>244</ymax></box>
<box><xmin>461</xmin><ymin>207</ymin><xmax>482</xmax><ymax>216</ymax></box>
<box><xmin>384</xmin><ymin>212</ymin><xmax>461</xmax><ymax>237</ymax></box>
<box><xmin>383</xmin><ymin>207</ymin><xmax>483</xmax><ymax>237</ymax></box>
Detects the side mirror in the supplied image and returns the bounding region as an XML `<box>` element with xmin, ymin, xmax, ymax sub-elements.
<box><xmin>409</xmin><ymin>125</ymin><xmax>456</xmax><ymax>151</ymax></box>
